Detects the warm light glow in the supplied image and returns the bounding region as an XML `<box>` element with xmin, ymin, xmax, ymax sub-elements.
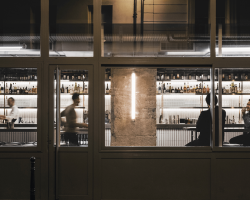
<box><xmin>0</xmin><ymin>46</ymin><xmax>22</xmax><ymax>51</ymax></box>
<box><xmin>132</xmin><ymin>72</ymin><xmax>135</xmax><ymax>120</ymax></box>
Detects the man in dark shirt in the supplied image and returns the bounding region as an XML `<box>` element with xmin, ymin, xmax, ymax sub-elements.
<box><xmin>186</xmin><ymin>94</ymin><xmax>226</xmax><ymax>146</ymax></box>
<box><xmin>229</xmin><ymin>100</ymin><xmax>250</xmax><ymax>146</ymax></box>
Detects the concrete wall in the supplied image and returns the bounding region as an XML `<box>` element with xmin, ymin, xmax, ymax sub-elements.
<box><xmin>110</xmin><ymin>68</ymin><xmax>156</xmax><ymax>146</ymax></box>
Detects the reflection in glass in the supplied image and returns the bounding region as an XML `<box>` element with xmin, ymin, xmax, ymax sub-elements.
<box><xmin>0</xmin><ymin>0</ymin><xmax>41</xmax><ymax>57</ymax></box>
<box><xmin>102</xmin><ymin>0</ymin><xmax>210</xmax><ymax>57</ymax></box>
<box><xmin>216</xmin><ymin>0</ymin><xmax>250</xmax><ymax>57</ymax></box>
<box><xmin>49</xmin><ymin>0</ymin><xmax>93</xmax><ymax>57</ymax></box>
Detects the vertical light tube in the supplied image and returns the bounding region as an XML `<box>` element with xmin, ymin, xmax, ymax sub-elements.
<box><xmin>132</xmin><ymin>72</ymin><xmax>135</xmax><ymax>120</ymax></box>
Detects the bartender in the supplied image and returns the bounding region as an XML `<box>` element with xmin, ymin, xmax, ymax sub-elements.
<box><xmin>229</xmin><ymin>100</ymin><xmax>250</xmax><ymax>146</ymax></box>
<box><xmin>61</xmin><ymin>93</ymin><xmax>88</xmax><ymax>146</ymax></box>
<box><xmin>0</xmin><ymin>97</ymin><xmax>19</xmax><ymax>123</ymax></box>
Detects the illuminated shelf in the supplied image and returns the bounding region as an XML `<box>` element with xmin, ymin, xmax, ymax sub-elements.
<box><xmin>4</xmin><ymin>80</ymin><xmax>37</xmax><ymax>82</ymax></box>
<box><xmin>161</xmin><ymin>107</ymin><xmax>206</xmax><ymax>109</ymax></box>
<box><xmin>60</xmin><ymin>80</ymin><xmax>88</xmax><ymax>82</ymax></box>
<box><xmin>1</xmin><ymin>107</ymin><xmax>37</xmax><ymax>109</ymax></box>
<box><xmin>156</xmin><ymin>93</ymin><xmax>250</xmax><ymax>95</ymax></box>
<box><xmin>2</xmin><ymin>93</ymin><xmax>37</xmax><ymax>95</ymax></box>
<box><xmin>157</xmin><ymin>93</ymin><xmax>206</xmax><ymax>95</ymax></box>
<box><xmin>59</xmin><ymin>93</ymin><xmax>88</xmax><ymax>95</ymax></box>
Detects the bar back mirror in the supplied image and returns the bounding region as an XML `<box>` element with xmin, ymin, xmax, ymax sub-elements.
<box><xmin>0</xmin><ymin>68</ymin><xmax>38</xmax><ymax>147</ymax></box>
<box><xmin>104</xmin><ymin>67</ymin><xmax>215</xmax><ymax>147</ymax></box>
<box><xmin>54</xmin><ymin>69</ymin><xmax>89</xmax><ymax>147</ymax></box>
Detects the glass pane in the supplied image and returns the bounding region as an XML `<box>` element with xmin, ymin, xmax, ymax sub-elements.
<box><xmin>0</xmin><ymin>0</ymin><xmax>41</xmax><ymax>57</ymax></box>
<box><xmin>220</xmin><ymin>68</ymin><xmax>250</xmax><ymax>147</ymax></box>
<box><xmin>216</xmin><ymin>0</ymin><xmax>250</xmax><ymax>57</ymax></box>
<box><xmin>101</xmin><ymin>0</ymin><xmax>210</xmax><ymax>57</ymax></box>
<box><xmin>0</xmin><ymin>68</ymin><xmax>38</xmax><ymax>147</ymax></box>
<box><xmin>54</xmin><ymin>70</ymin><xmax>89</xmax><ymax>147</ymax></box>
<box><xmin>105</xmin><ymin>67</ymin><xmax>212</xmax><ymax>147</ymax></box>
<box><xmin>49</xmin><ymin>0</ymin><xmax>93</xmax><ymax>57</ymax></box>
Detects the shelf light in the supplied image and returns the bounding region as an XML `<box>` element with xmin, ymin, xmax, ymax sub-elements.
<box><xmin>131</xmin><ymin>72</ymin><xmax>135</xmax><ymax>120</ymax></box>
<box><xmin>0</xmin><ymin>46</ymin><xmax>23</xmax><ymax>51</ymax></box>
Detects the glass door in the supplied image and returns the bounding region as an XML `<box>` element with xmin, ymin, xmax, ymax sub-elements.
<box><xmin>49</xmin><ymin>65</ymin><xmax>93</xmax><ymax>200</ymax></box>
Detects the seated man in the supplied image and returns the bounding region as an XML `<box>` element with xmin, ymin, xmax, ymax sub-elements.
<box><xmin>229</xmin><ymin>100</ymin><xmax>250</xmax><ymax>146</ymax></box>
<box><xmin>186</xmin><ymin>94</ymin><xmax>226</xmax><ymax>146</ymax></box>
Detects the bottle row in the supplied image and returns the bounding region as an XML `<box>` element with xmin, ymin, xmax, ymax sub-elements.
<box><xmin>157</xmin><ymin>82</ymin><xmax>243</xmax><ymax>94</ymax></box>
<box><xmin>59</xmin><ymin>73</ymin><xmax>88</xmax><ymax>81</ymax></box>
<box><xmin>0</xmin><ymin>74</ymin><xmax>37</xmax><ymax>81</ymax></box>
<box><xmin>59</xmin><ymin>83</ymin><xmax>88</xmax><ymax>94</ymax></box>
<box><xmin>157</xmin><ymin>72</ymin><xmax>250</xmax><ymax>81</ymax></box>
<box><xmin>157</xmin><ymin>82</ymin><xmax>210</xmax><ymax>94</ymax></box>
<box><xmin>158</xmin><ymin>115</ymin><xmax>238</xmax><ymax>125</ymax></box>
<box><xmin>0</xmin><ymin>83</ymin><xmax>37</xmax><ymax>94</ymax></box>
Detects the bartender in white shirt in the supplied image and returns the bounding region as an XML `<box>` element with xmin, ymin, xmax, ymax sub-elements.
<box><xmin>0</xmin><ymin>97</ymin><xmax>19</xmax><ymax>123</ymax></box>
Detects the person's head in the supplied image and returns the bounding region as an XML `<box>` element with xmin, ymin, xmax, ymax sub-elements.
<box><xmin>72</xmin><ymin>93</ymin><xmax>80</xmax><ymax>106</ymax></box>
<box><xmin>7</xmin><ymin>97</ymin><xmax>15</xmax><ymax>107</ymax></box>
<box><xmin>246</xmin><ymin>100</ymin><xmax>250</xmax><ymax>111</ymax></box>
<box><xmin>205</xmin><ymin>93</ymin><xmax>218</xmax><ymax>106</ymax></box>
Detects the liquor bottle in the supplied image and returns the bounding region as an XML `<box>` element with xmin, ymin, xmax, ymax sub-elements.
<box><xmin>231</xmin><ymin>81</ymin><xmax>235</xmax><ymax>93</ymax></box>
<box><xmin>74</xmin><ymin>82</ymin><xmax>77</xmax><ymax>92</ymax></box>
<box><xmin>184</xmin><ymin>83</ymin><xmax>186</xmax><ymax>93</ymax></box>
<box><xmin>180</xmin><ymin>86</ymin><xmax>183</xmax><ymax>93</ymax></box>
<box><xmin>64</xmin><ymin>85</ymin><xmax>67</xmax><ymax>93</ymax></box>
<box><xmin>158</xmin><ymin>83</ymin><xmax>161</xmax><ymax>94</ymax></box>
<box><xmin>238</xmin><ymin>83</ymin><xmax>242</xmax><ymax>93</ymax></box>
<box><xmin>206</xmin><ymin>85</ymin><xmax>209</xmax><ymax>93</ymax></box>
<box><xmin>166</xmin><ymin>83</ymin><xmax>169</xmax><ymax>93</ymax></box>
<box><xmin>77</xmin><ymin>84</ymin><xmax>80</xmax><ymax>93</ymax></box>
<box><xmin>32</xmin><ymin>86</ymin><xmax>35</xmax><ymax>93</ymax></box>
<box><xmin>177</xmin><ymin>87</ymin><xmax>180</xmax><ymax>93</ymax></box>
<box><xmin>232</xmin><ymin>116</ymin><xmax>235</xmax><ymax>124</ymax></box>
<box><xmin>198</xmin><ymin>83</ymin><xmax>201</xmax><ymax>93</ymax></box>
<box><xmin>189</xmin><ymin>86</ymin><xmax>192</xmax><ymax>93</ymax></box>
<box><xmin>195</xmin><ymin>84</ymin><xmax>199</xmax><ymax>93</ymax></box>
<box><xmin>187</xmin><ymin>82</ymin><xmax>190</xmax><ymax>93</ymax></box>
<box><xmin>25</xmin><ymin>87</ymin><xmax>28</xmax><ymax>94</ymax></box>
<box><xmin>203</xmin><ymin>84</ymin><xmax>206</xmax><ymax>94</ymax></box>
<box><xmin>171</xmin><ymin>86</ymin><xmax>175</xmax><ymax>93</ymax></box>
<box><xmin>169</xmin><ymin>83</ymin><xmax>171</xmax><ymax>93</ymax></box>
<box><xmin>9</xmin><ymin>83</ymin><xmax>12</xmax><ymax>94</ymax></box>
<box><xmin>163</xmin><ymin>83</ymin><xmax>166</xmax><ymax>93</ymax></box>
<box><xmin>17</xmin><ymin>86</ymin><xmax>20</xmax><ymax>94</ymax></box>
<box><xmin>106</xmin><ymin>84</ymin><xmax>109</xmax><ymax>94</ymax></box>
<box><xmin>235</xmin><ymin>84</ymin><xmax>237</xmax><ymax>94</ymax></box>
<box><xmin>84</xmin><ymin>83</ymin><xmax>88</xmax><ymax>93</ymax></box>
<box><xmin>61</xmin><ymin>84</ymin><xmax>64</xmax><ymax>93</ymax></box>
<box><xmin>177</xmin><ymin>73</ymin><xmax>180</xmax><ymax>79</ymax></box>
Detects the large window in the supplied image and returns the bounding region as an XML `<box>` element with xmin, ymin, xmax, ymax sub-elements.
<box><xmin>105</xmin><ymin>67</ymin><xmax>215</xmax><ymax>147</ymax></box>
<box><xmin>216</xmin><ymin>0</ymin><xmax>250</xmax><ymax>57</ymax></box>
<box><xmin>101</xmin><ymin>0</ymin><xmax>210</xmax><ymax>57</ymax></box>
<box><xmin>49</xmin><ymin>0</ymin><xmax>94</xmax><ymax>57</ymax></box>
<box><xmin>0</xmin><ymin>0</ymin><xmax>41</xmax><ymax>57</ymax></box>
<box><xmin>0</xmin><ymin>68</ymin><xmax>38</xmax><ymax>147</ymax></box>
<box><xmin>216</xmin><ymin>68</ymin><xmax>250</xmax><ymax>147</ymax></box>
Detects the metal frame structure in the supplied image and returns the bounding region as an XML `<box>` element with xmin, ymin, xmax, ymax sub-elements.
<box><xmin>1</xmin><ymin>0</ymin><xmax>250</xmax><ymax>200</ymax></box>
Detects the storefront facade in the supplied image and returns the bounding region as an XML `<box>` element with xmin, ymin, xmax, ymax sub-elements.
<box><xmin>1</xmin><ymin>0</ymin><xmax>250</xmax><ymax>200</ymax></box>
